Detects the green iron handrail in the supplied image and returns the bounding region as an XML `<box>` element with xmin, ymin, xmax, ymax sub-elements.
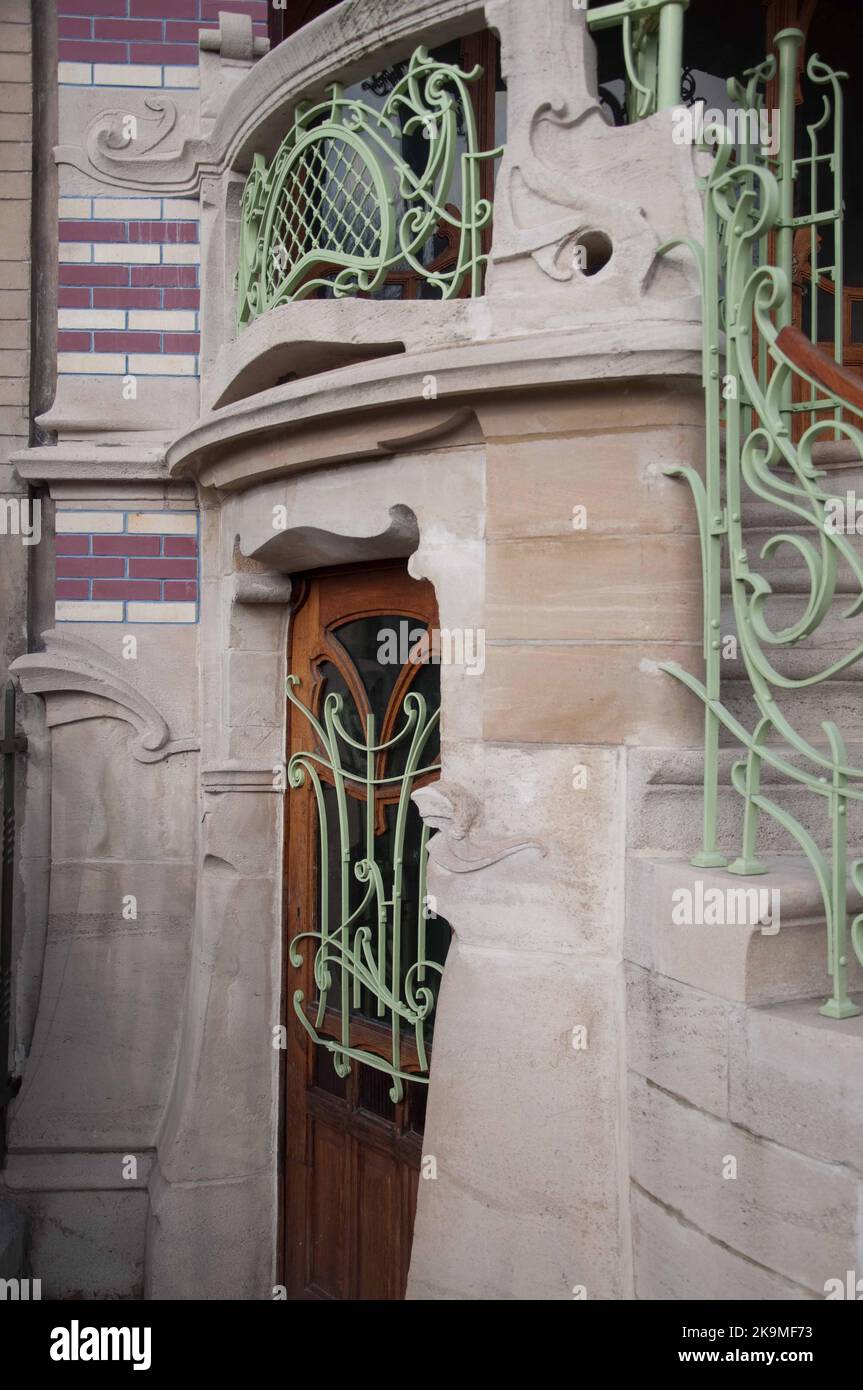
<box><xmin>235</xmin><ymin>44</ymin><xmax>502</xmax><ymax>328</ymax></box>
<box><xmin>660</xmin><ymin>30</ymin><xmax>863</xmax><ymax>1018</ymax></box>
<box><xmin>586</xmin><ymin>0</ymin><xmax>688</xmax><ymax>121</ymax></box>
<box><xmin>285</xmin><ymin>677</ymin><xmax>443</xmax><ymax>1102</ymax></box>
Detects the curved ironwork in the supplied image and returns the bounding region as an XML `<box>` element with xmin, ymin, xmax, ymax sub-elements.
<box><xmin>586</xmin><ymin>0</ymin><xmax>688</xmax><ymax>120</ymax></box>
<box><xmin>286</xmin><ymin>676</ymin><xmax>442</xmax><ymax>1102</ymax></box>
<box><xmin>660</xmin><ymin>32</ymin><xmax>863</xmax><ymax>1018</ymax></box>
<box><xmin>235</xmin><ymin>44</ymin><xmax>502</xmax><ymax>327</ymax></box>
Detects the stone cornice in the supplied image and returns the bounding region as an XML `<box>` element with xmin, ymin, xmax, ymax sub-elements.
<box><xmin>167</xmin><ymin>319</ymin><xmax>703</xmax><ymax>490</ymax></box>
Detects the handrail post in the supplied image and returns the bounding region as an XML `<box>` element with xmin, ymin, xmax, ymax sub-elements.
<box><xmin>656</xmin><ymin>0</ymin><xmax>686</xmax><ymax>110</ymax></box>
<box><xmin>774</xmin><ymin>29</ymin><xmax>805</xmax><ymax>332</ymax></box>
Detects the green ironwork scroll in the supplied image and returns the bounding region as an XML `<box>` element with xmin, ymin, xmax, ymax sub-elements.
<box><xmin>660</xmin><ymin>30</ymin><xmax>863</xmax><ymax>1018</ymax></box>
<box><xmin>586</xmin><ymin>0</ymin><xmax>688</xmax><ymax>121</ymax></box>
<box><xmin>285</xmin><ymin>675</ymin><xmax>443</xmax><ymax>1101</ymax></box>
<box><xmin>235</xmin><ymin>44</ymin><xmax>502</xmax><ymax>328</ymax></box>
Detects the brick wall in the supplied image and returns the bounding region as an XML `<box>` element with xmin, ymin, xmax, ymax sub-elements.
<box><xmin>58</xmin><ymin>195</ymin><xmax>200</xmax><ymax>379</ymax></box>
<box><xmin>57</xmin><ymin>1</ymin><xmax>268</xmax><ymax>89</ymax></box>
<box><xmin>55</xmin><ymin>508</ymin><xmax>199</xmax><ymax>623</ymax></box>
<box><xmin>56</xmin><ymin>1</ymin><xmax>268</xmax><ymax>385</ymax></box>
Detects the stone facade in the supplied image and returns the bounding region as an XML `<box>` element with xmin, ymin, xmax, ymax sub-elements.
<box><xmin>1</xmin><ymin>0</ymin><xmax>861</xmax><ymax>1303</ymax></box>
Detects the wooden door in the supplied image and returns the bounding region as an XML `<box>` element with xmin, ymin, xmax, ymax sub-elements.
<box><xmin>281</xmin><ymin>562</ymin><xmax>449</xmax><ymax>1300</ymax></box>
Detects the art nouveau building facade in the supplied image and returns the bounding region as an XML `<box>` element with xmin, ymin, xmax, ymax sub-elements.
<box><xmin>1</xmin><ymin>0</ymin><xmax>862</xmax><ymax>1301</ymax></box>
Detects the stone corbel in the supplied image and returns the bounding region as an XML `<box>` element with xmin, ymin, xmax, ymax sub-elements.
<box><xmin>11</xmin><ymin>630</ymin><xmax>198</xmax><ymax>763</ymax></box>
<box><xmin>230</xmin><ymin>571</ymin><xmax>293</xmax><ymax>607</ymax></box>
<box><xmin>200</xmin><ymin>13</ymin><xmax>270</xmax><ymax>132</ymax></box>
<box><xmin>412</xmin><ymin>781</ymin><xmax>545</xmax><ymax>873</ymax></box>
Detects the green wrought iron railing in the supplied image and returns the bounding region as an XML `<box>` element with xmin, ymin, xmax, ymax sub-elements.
<box><xmin>586</xmin><ymin>0</ymin><xmax>688</xmax><ymax>121</ymax></box>
<box><xmin>660</xmin><ymin>29</ymin><xmax>863</xmax><ymax>1018</ymax></box>
<box><xmin>235</xmin><ymin>44</ymin><xmax>502</xmax><ymax>328</ymax></box>
<box><xmin>1</xmin><ymin>682</ymin><xmax>24</xmax><ymax>1169</ymax></box>
<box><xmin>285</xmin><ymin>677</ymin><xmax>444</xmax><ymax>1101</ymax></box>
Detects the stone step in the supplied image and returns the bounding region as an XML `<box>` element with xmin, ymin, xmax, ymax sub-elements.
<box><xmin>626</xmin><ymin>852</ymin><xmax>863</xmax><ymax>1007</ymax></box>
<box><xmin>627</xmin><ymin>743</ymin><xmax>863</xmax><ymax>859</ymax></box>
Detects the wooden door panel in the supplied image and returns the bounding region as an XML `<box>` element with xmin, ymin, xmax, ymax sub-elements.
<box><xmin>356</xmin><ymin>1146</ymin><xmax>402</xmax><ymax>1300</ymax></box>
<box><xmin>282</xmin><ymin>561</ymin><xmax>446</xmax><ymax>1301</ymax></box>
<box><xmin>308</xmin><ymin>1119</ymin><xmax>348</xmax><ymax>1299</ymax></box>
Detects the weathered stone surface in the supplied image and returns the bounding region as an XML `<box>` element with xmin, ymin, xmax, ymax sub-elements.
<box><xmin>484</xmin><ymin>642</ymin><xmax>703</xmax><ymax>745</ymax></box>
<box><xmin>487</xmin><ymin>534</ymin><xmax>702</xmax><ymax>643</ymax></box>
<box><xmin>18</xmin><ymin>1191</ymin><xmax>147</xmax><ymax>1300</ymax></box>
<box><xmin>632</xmin><ymin>1188</ymin><xmax>815</xmax><ymax>1301</ymax></box>
<box><xmin>486</xmin><ymin>425</ymin><xmax>705</xmax><ymax>541</ymax></box>
<box><xmin>146</xmin><ymin>1168</ymin><xmax>275</xmax><ymax>1301</ymax></box>
<box><xmin>729</xmin><ymin>999</ymin><xmax>863</xmax><ymax>1171</ymax></box>
<box><xmin>630</xmin><ymin>1073</ymin><xmax>858</xmax><ymax>1291</ymax></box>
<box><xmin>409</xmin><ymin>945</ymin><xmax>628</xmax><ymax>1300</ymax></box>
<box><xmin>429</xmin><ymin>740</ymin><xmax>623</xmax><ymax>956</ymax></box>
<box><xmin>626</xmin><ymin>965</ymin><xmax>730</xmax><ymax>1117</ymax></box>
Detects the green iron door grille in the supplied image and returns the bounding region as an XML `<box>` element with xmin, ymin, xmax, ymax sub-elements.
<box><xmin>286</xmin><ymin>612</ymin><xmax>450</xmax><ymax>1103</ymax></box>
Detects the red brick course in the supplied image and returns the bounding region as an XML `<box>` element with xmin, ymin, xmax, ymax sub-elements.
<box><xmin>94</xmin><ymin>18</ymin><xmax>162</xmax><ymax>40</ymax></box>
<box><xmin>59</xmin><ymin>40</ymin><xmax>127</xmax><ymax>62</ymax></box>
<box><xmin>93</xmin><ymin>288</ymin><xmax>162</xmax><ymax>309</ymax></box>
<box><xmin>126</xmin><ymin>222</ymin><xmax>199</xmax><ymax>244</ymax></box>
<box><xmin>58</xmin><ymin>557</ymin><xmax>125</xmax><ymax>579</ymax></box>
<box><xmin>58</xmin><ymin>332</ymin><xmax>92</xmax><ymax>352</ymax></box>
<box><xmin>58</xmin><ymin>288</ymin><xmax>91</xmax><ymax>307</ymax></box>
<box><xmin>129</xmin><ymin>558</ymin><xmax>197</xmax><ymax>579</ymax></box>
<box><xmin>131</xmin><ymin>266</ymin><xmax>197</xmax><ymax>287</ymax></box>
<box><xmin>162</xmin><ymin>289</ymin><xmax>200</xmax><ymax>309</ymax></box>
<box><xmin>163</xmin><ymin>537</ymin><xmax>198</xmax><ymax>556</ymax></box>
<box><xmin>56</xmin><ymin>580</ymin><xmax>90</xmax><ymax>600</ymax></box>
<box><xmin>60</xmin><ymin>266</ymin><xmax>129</xmax><ymax>286</ymax></box>
<box><xmin>60</xmin><ymin>221</ymin><xmax>126</xmax><ymax>242</ymax></box>
<box><xmin>56</xmin><ymin>536</ymin><xmax>91</xmax><ymax>555</ymax></box>
<box><xmin>164</xmin><ymin>581</ymin><xmax>198</xmax><ymax>601</ymax></box>
<box><xmin>93</xmin><ymin>332</ymin><xmax>161</xmax><ymax>353</ymax></box>
<box><xmin>92</xmin><ymin>580</ymin><xmax>162</xmax><ymax>601</ymax></box>
<box><xmin>162</xmin><ymin>333</ymin><xmax>200</xmax><ymax>354</ymax></box>
<box><xmin>93</xmin><ymin>535</ymin><xmax>161</xmax><ymax>556</ymax></box>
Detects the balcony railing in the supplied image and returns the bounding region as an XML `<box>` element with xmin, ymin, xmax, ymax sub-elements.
<box><xmin>235</xmin><ymin>44</ymin><xmax>502</xmax><ymax>329</ymax></box>
<box><xmin>586</xmin><ymin>0</ymin><xmax>688</xmax><ymax>121</ymax></box>
<box><xmin>660</xmin><ymin>29</ymin><xmax>863</xmax><ymax>1018</ymax></box>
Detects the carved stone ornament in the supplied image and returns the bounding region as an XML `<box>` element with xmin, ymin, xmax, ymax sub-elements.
<box><xmin>411</xmin><ymin>780</ymin><xmax>545</xmax><ymax>873</ymax></box>
<box><xmin>11</xmin><ymin>630</ymin><xmax>199</xmax><ymax>763</ymax></box>
<box><xmin>57</xmin><ymin>96</ymin><xmax>211</xmax><ymax>195</ymax></box>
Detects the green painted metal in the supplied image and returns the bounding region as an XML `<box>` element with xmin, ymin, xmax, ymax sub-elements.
<box><xmin>235</xmin><ymin>45</ymin><xmax>502</xmax><ymax>328</ymax></box>
<box><xmin>586</xmin><ymin>0</ymin><xmax>689</xmax><ymax>119</ymax></box>
<box><xmin>285</xmin><ymin>676</ymin><xmax>442</xmax><ymax>1101</ymax></box>
<box><xmin>659</xmin><ymin>33</ymin><xmax>863</xmax><ymax>1017</ymax></box>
